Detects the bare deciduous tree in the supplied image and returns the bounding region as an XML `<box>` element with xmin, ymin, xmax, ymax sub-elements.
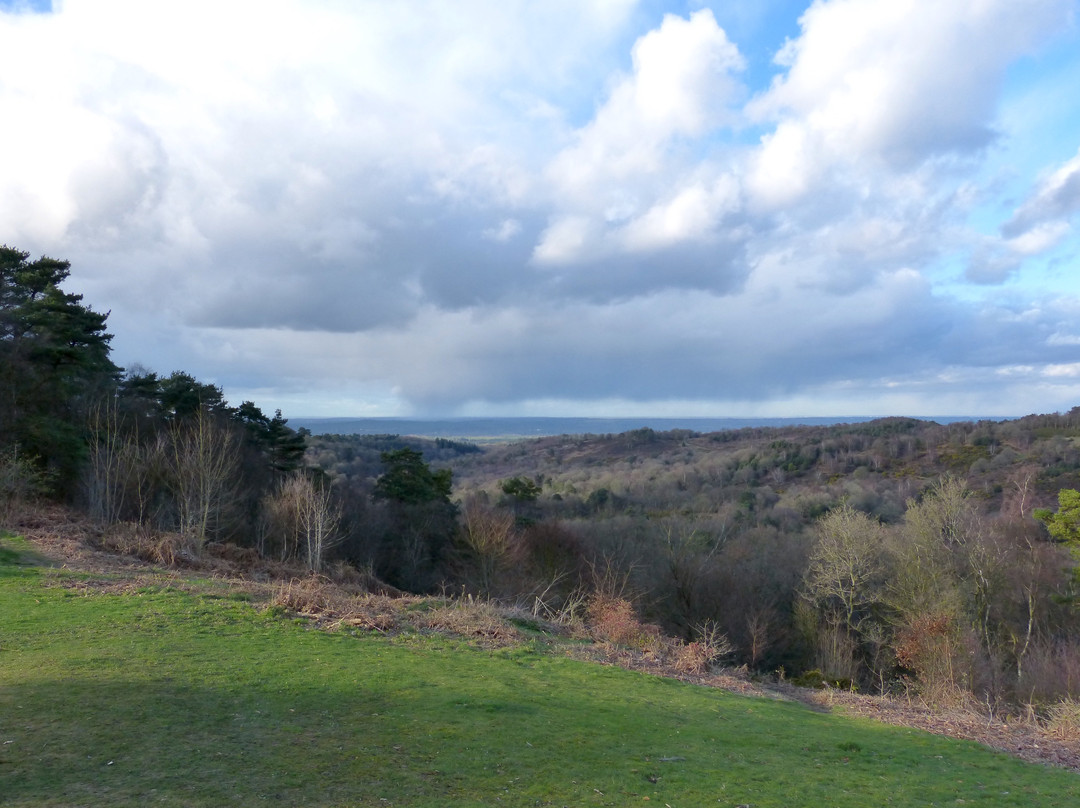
<box><xmin>261</xmin><ymin>473</ymin><xmax>343</xmax><ymax>572</ymax></box>
<box><xmin>84</xmin><ymin>397</ymin><xmax>132</xmax><ymax>525</ymax></box>
<box><xmin>298</xmin><ymin>475</ymin><xmax>342</xmax><ymax>573</ymax></box>
<box><xmin>460</xmin><ymin>499</ymin><xmax>515</xmax><ymax>596</ymax></box>
<box><xmin>802</xmin><ymin>504</ymin><xmax>889</xmax><ymax>681</ymax></box>
<box><xmin>168</xmin><ymin>409</ymin><xmax>239</xmax><ymax>546</ymax></box>
<box><xmin>803</xmin><ymin>504</ymin><xmax>887</xmax><ymax>634</ymax></box>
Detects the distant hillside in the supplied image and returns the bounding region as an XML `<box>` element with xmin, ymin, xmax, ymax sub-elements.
<box><xmin>312</xmin><ymin>412</ymin><xmax>1080</xmax><ymax>522</ymax></box>
<box><xmin>291</xmin><ymin>414</ymin><xmax>998</xmax><ymax>440</ymax></box>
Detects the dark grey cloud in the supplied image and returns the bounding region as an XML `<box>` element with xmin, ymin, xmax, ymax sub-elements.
<box><xmin>367</xmin><ymin>270</ymin><xmax>948</xmax><ymax>408</ymax></box>
<box><xmin>536</xmin><ymin>235</ymin><xmax>751</xmax><ymax>304</ymax></box>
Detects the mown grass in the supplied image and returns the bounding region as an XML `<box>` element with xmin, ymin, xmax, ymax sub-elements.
<box><xmin>2</xmin><ymin>538</ymin><xmax>1079</xmax><ymax>807</ymax></box>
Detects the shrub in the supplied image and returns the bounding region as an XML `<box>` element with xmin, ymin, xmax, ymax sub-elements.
<box><xmin>673</xmin><ymin>641</ymin><xmax>713</xmax><ymax>674</ymax></box>
<box><xmin>421</xmin><ymin>595</ymin><xmax>521</xmax><ymax>646</ymax></box>
<box><xmin>586</xmin><ymin>595</ymin><xmax>663</xmax><ymax>653</ymax></box>
<box><xmin>673</xmin><ymin>624</ymin><xmax>733</xmax><ymax>675</ymax></box>
<box><xmin>792</xmin><ymin>669</ymin><xmax>828</xmax><ymax>689</ymax></box>
<box><xmin>268</xmin><ymin>579</ymin><xmax>406</xmax><ymax>633</ymax></box>
<box><xmin>98</xmin><ymin>522</ymin><xmax>194</xmax><ymax>566</ymax></box>
<box><xmin>1045</xmin><ymin>698</ymin><xmax>1080</xmax><ymax>743</ymax></box>
<box><xmin>270</xmin><ymin>576</ymin><xmax>354</xmax><ymax>616</ymax></box>
<box><xmin>894</xmin><ymin>613</ymin><xmax>973</xmax><ymax>706</ymax></box>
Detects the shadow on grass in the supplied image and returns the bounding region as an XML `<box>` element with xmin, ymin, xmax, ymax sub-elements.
<box><xmin>5</xmin><ymin>666</ymin><xmax>1080</xmax><ymax>808</ymax></box>
<box><xmin>2</xmin><ymin>677</ymin><xmax>409</xmax><ymax>807</ymax></box>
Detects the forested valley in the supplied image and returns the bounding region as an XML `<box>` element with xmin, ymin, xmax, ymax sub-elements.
<box><xmin>310</xmin><ymin>415</ymin><xmax>1080</xmax><ymax>709</ymax></box>
<box><xmin>6</xmin><ymin>245</ymin><xmax>1080</xmax><ymax>715</ymax></box>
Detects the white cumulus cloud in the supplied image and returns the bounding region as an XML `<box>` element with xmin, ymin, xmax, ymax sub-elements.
<box><xmin>537</xmin><ymin>9</ymin><xmax>746</xmax><ymax>264</ymax></box>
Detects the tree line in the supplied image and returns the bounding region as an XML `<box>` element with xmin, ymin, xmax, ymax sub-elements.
<box><xmin>0</xmin><ymin>246</ymin><xmax>467</xmax><ymax>582</ymax></box>
<box><xmin>1</xmin><ymin>246</ymin><xmax>338</xmax><ymax>569</ymax></box>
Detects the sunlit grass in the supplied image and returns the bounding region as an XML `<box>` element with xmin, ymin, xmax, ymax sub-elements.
<box><xmin>2</xmin><ymin>540</ymin><xmax>1079</xmax><ymax>807</ymax></box>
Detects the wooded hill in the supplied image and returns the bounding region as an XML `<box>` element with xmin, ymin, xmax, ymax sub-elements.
<box><xmin>308</xmin><ymin>411</ymin><xmax>1080</xmax><ymax>708</ymax></box>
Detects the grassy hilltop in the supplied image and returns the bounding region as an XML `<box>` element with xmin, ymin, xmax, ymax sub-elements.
<box><xmin>2</xmin><ymin>531</ymin><xmax>1079</xmax><ymax>808</ymax></box>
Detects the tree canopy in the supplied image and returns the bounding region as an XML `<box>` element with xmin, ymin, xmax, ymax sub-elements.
<box><xmin>1035</xmin><ymin>489</ymin><xmax>1080</xmax><ymax>591</ymax></box>
<box><xmin>1</xmin><ymin>246</ymin><xmax>120</xmax><ymax>490</ymax></box>
<box><xmin>500</xmin><ymin>475</ymin><xmax>541</xmax><ymax>502</ymax></box>
<box><xmin>374</xmin><ymin>448</ymin><xmax>452</xmax><ymax>505</ymax></box>
<box><xmin>1035</xmin><ymin>489</ymin><xmax>1080</xmax><ymax>546</ymax></box>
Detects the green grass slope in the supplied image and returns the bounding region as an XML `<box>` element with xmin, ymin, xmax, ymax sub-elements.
<box><xmin>2</xmin><ymin>541</ymin><xmax>1078</xmax><ymax>807</ymax></box>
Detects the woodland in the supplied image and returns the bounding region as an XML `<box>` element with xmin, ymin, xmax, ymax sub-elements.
<box><xmin>5</xmin><ymin>245</ymin><xmax>1080</xmax><ymax>714</ymax></box>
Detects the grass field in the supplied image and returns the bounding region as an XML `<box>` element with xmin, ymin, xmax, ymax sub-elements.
<box><xmin>2</xmin><ymin>533</ymin><xmax>1079</xmax><ymax>807</ymax></box>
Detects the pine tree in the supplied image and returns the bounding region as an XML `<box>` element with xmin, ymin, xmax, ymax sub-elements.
<box><xmin>0</xmin><ymin>246</ymin><xmax>120</xmax><ymax>492</ymax></box>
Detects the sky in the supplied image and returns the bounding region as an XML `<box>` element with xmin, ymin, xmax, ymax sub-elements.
<box><xmin>2</xmin><ymin>0</ymin><xmax>1080</xmax><ymax>419</ymax></box>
